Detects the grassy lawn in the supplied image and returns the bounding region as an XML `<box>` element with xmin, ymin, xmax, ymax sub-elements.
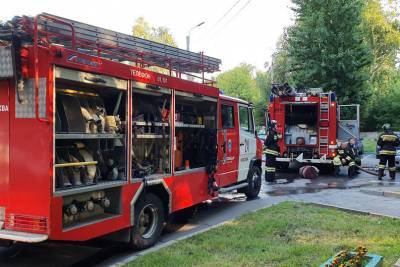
<box><xmin>363</xmin><ymin>137</ymin><xmax>377</xmax><ymax>153</ymax></box>
<box><xmin>126</xmin><ymin>202</ymin><xmax>400</xmax><ymax>267</ymax></box>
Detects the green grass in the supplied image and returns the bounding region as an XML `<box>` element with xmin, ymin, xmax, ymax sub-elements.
<box><xmin>363</xmin><ymin>137</ymin><xmax>377</xmax><ymax>153</ymax></box>
<box><xmin>126</xmin><ymin>202</ymin><xmax>400</xmax><ymax>267</ymax></box>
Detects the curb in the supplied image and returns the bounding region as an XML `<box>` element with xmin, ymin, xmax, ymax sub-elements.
<box><xmin>360</xmin><ymin>189</ymin><xmax>400</xmax><ymax>199</ymax></box>
<box><xmin>310</xmin><ymin>202</ymin><xmax>400</xmax><ymax>220</ymax></box>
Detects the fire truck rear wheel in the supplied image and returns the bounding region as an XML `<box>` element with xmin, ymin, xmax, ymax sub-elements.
<box><xmin>240</xmin><ymin>166</ymin><xmax>262</xmax><ymax>199</ymax></box>
<box><xmin>130</xmin><ymin>193</ymin><xmax>165</xmax><ymax>250</ymax></box>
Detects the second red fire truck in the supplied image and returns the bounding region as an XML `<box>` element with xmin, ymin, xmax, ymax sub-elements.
<box><xmin>267</xmin><ymin>84</ymin><xmax>360</xmax><ymax>170</ymax></box>
<box><xmin>0</xmin><ymin>14</ymin><xmax>263</xmax><ymax>249</ymax></box>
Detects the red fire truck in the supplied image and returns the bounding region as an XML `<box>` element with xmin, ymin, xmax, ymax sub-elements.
<box><xmin>0</xmin><ymin>14</ymin><xmax>263</xmax><ymax>249</ymax></box>
<box><xmin>267</xmin><ymin>84</ymin><xmax>360</xmax><ymax>170</ymax></box>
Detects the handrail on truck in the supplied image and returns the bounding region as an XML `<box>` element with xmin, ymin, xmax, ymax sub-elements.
<box><xmin>33</xmin><ymin>14</ymin><xmax>76</xmax><ymax>123</ymax></box>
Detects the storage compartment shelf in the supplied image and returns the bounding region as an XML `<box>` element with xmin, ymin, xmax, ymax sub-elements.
<box><xmin>133</xmin><ymin>121</ymin><xmax>169</xmax><ymax>127</ymax></box>
<box><xmin>135</xmin><ymin>134</ymin><xmax>170</xmax><ymax>139</ymax></box>
<box><xmin>175</xmin><ymin>122</ymin><xmax>205</xmax><ymax>128</ymax></box>
<box><xmin>54</xmin><ymin>180</ymin><xmax>127</xmax><ymax>197</ymax></box>
<box><xmin>55</xmin><ymin>133</ymin><xmax>125</xmax><ymax>139</ymax></box>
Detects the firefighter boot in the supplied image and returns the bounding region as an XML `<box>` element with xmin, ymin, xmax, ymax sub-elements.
<box><xmin>389</xmin><ymin>167</ymin><xmax>396</xmax><ymax>181</ymax></box>
<box><xmin>265</xmin><ymin>168</ymin><xmax>275</xmax><ymax>183</ymax></box>
<box><xmin>378</xmin><ymin>168</ymin><xmax>384</xmax><ymax>181</ymax></box>
<box><xmin>334</xmin><ymin>165</ymin><xmax>340</xmax><ymax>177</ymax></box>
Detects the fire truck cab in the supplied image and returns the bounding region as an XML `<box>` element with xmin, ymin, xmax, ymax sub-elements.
<box><xmin>0</xmin><ymin>14</ymin><xmax>262</xmax><ymax>249</ymax></box>
<box><xmin>267</xmin><ymin>84</ymin><xmax>360</xmax><ymax>169</ymax></box>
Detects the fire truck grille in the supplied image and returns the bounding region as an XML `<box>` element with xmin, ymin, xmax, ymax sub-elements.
<box><xmin>4</xmin><ymin>214</ymin><xmax>48</xmax><ymax>233</ymax></box>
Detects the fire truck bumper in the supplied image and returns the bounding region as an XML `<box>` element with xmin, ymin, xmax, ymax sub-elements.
<box><xmin>0</xmin><ymin>229</ymin><xmax>48</xmax><ymax>243</ymax></box>
<box><xmin>276</xmin><ymin>158</ymin><xmax>332</xmax><ymax>164</ymax></box>
<box><xmin>275</xmin><ymin>153</ymin><xmax>333</xmax><ymax>164</ymax></box>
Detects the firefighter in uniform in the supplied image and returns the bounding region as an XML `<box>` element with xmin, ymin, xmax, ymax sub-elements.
<box><xmin>264</xmin><ymin>120</ymin><xmax>279</xmax><ymax>182</ymax></box>
<box><xmin>333</xmin><ymin>142</ymin><xmax>345</xmax><ymax>177</ymax></box>
<box><xmin>377</xmin><ymin>123</ymin><xmax>399</xmax><ymax>180</ymax></box>
<box><xmin>333</xmin><ymin>142</ymin><xmax>356</xmax><ymax>178</ymax></box>
<box><xmin>346</xmin><ymin>138</ymin><xmax>361</xmax><ymax>175</ymax></box>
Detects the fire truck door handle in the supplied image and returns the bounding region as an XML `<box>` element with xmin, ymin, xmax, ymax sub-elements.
<box><xmin>240</xmin><ymin>143</ymin><xmax>245</xmax><ymax>146</ymax></box>
<box><xmin>84</xmin><ymin>76</ymin><xmax>106</xmax><ymax>84</ymax></box>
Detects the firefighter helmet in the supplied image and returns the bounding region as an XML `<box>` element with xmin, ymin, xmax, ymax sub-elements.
<box><xmin>382</xmin><ymin>123</ymin><xmax>391</xmax><ymax>132</ymax></box>
<box><xmin>269</xmin><ymin>120</ymin><xmax>277</xmax><ymax>129</ymax></box>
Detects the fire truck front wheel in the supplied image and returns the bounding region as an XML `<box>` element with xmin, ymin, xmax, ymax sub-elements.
<box><xmin>130</xmin><ymin>193</ymin><xmax>165</xmax><ymax>250</ymax></box>
<box><xmin>239</xmin><ymin>166</ymin><xmax>262</xmax><ymax>199</ymax></box>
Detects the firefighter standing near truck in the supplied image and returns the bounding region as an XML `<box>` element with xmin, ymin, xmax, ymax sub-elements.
<box><xmin>264</xmin><ymin>120</ymin><xmax>279</xmax><ymax>182</ymax></box>
<box><xmin>377</xmin><ymin>123</ymin><xmax>400</xmax><ymax>180</ymax></box>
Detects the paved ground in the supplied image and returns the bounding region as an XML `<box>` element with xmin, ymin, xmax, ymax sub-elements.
<box><xmin>1</xmin><ymin>153</ymin><xmax>400</xmax><ymax>266</ymax></box>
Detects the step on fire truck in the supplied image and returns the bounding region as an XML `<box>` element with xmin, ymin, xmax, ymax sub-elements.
<box><xmin>267</xmin><ymin>84</ymin><xmax>360</xmax><ymax>170</ymax></box>
<box><xmin>0</xmin><ymin>13</ymin><xmax>263</xmax><ymax>249</ymax></box>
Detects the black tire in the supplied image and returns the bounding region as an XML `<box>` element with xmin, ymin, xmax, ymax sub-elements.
<box><xmin>240</xmin><ymin>166</ymin><xmax>262</xmax><ymax>199</ymax></box>
<box><xmin>130</xmin><ymin>193</ymin><xmax>165</xmax><ymax>250</ymax></box>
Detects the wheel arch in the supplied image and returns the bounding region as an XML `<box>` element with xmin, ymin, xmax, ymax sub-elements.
<box><xmin>130</xmin><ymin>179</ymin><xmax>172</xmax><ymax>226</ymax></box>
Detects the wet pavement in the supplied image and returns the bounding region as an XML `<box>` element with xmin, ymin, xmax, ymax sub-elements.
<box><xmin>2</xmin><ymin>154</ymin><xmax>400</xmax><ymax>266</ymax></box>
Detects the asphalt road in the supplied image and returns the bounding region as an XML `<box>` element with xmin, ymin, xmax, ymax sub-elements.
<box><xmin>1</xmin><ymin>153</ymin><xmax>398</xmax><ymax>267</ymax></box>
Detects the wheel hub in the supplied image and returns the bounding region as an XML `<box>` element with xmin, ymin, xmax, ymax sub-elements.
<box><xmin>138</xmin><ymin>204</ymin><xmax>159</xmax><ymax>239</ymax></box>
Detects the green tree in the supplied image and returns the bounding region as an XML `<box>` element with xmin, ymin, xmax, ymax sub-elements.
<box><xmin>362</xmin><ymin>0</ymin><xmax>400</xmax><ymax>88</ymax></box>
<box><xmin>286</xmin><ymin>0</ymin><xmax>372</xmax><ymax>104</ymax></box>
<box><xmin>216</xmin><ymin>63</ymin><xmax>270</xmax><ymax>126</ymax></box>
<box><xmin>254</xmin><ymin>71</ymin><xmax>272</xmax><ymax>126</ymax></box>
<box><xmin>216</xmin><ymin>63</ymin><xmax>260</xmax><ymax>103</ymax></box>
<box><xmin>270</xmin><ymin>33</ymin><xmax>293</xmax><ymax>84</ymax></box>
<box><xmin>132</xmin><ymin>17</ymin><xmax>177</xmax><ymax>47</ymax></box>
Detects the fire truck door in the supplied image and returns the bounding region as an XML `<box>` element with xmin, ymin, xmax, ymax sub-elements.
<box><xmin>217</xmin><ymin>103</ymin><xmax>239</xmax><ymax>187</ymax></box>
<box><xmin>0</xmin><ymin>80</ymin><xmax>10</xmax><ymax>207</ymax></box>
<box><xmin>337</xmin><ymin>104</ymin><xmax>360</xmax><ymax>141</ymax></box>
<box><xmin>238</xmin><ymin>105</ymin><xmax>257</xmax><ymax>182</ymax></box>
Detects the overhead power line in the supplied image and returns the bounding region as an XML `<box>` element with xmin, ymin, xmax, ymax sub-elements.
<box><xmin>220</xmin><ymin>0</ymin><xmax>253</xmax><ymax>30</ymax></box>
<box><xmin>212</xmin><ymin>0</ymin><xmax>242</xmax><ymax>28</ymax></box>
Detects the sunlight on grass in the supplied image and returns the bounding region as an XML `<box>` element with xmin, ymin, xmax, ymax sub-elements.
<box><xmin>126</xmin><ymin>202</ymin><xmax>400</xmax><ymax>267</ymax></box>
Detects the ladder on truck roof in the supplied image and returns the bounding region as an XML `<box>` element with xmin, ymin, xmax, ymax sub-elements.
<box><xmin>11</xmin><ymin>13</ymin><xmax>221</xmax><ymax>80</ymax></box>
<box><xmin>319</xmin><ymin>92</ymin><xmax>331</xmax><ymax>157</ymax></box>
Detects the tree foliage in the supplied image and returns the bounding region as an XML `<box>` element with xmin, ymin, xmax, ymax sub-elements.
<box><xmin>132</xmin><ymin>17</ymin><xmax>177</xmax><ymax>47</ymax></box>
<box><xmin>216</xmin><ymin>63</ymin><xmax>270</xmax><ymax>126</ymax></box>
<box><xmin>286</xmin><ymin>0</ymin><xmax>372</xmax><ymax>105</ymax></box>
<box><xmin>216</xmin><ymin>63</ymin><xmax>260</xmax><ymax>103</ymax></box>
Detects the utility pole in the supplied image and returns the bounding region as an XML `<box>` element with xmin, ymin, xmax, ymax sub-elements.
<box><xmin>186</xmin><ymin>21</ymin><xmax>205</xmax><ymax>51</ymax></box>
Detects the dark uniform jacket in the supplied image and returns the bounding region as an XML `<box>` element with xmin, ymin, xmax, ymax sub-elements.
<box><xmin>377</xmin><ymin>132</ymin><xmax>400</xmax><ymax>155</ymax></box>
<box><xmin>264</xmin><ymin>129</ymin><xmax>279</xmax><ymax>155</ymax></box>
<box><xmin>346</xmin><ymin>143</ymin><xmax>358</xmax><ymax>160</ymax></box>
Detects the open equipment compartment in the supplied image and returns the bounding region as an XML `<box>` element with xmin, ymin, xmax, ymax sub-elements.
<box><xmin>284</xmin><ymin>103</ymin><xmax>318</xmax><ymax>158</ymax></box>
<box><xmin>131</xmin><ymin>82</ymin><xmax>172</xmax><ymax>179</ymax></box>
<box><xmin>174</xmin><ymin>91</ymin><xmax>217</xmax><ymax>172</ymax></box>
<box><xmin>54</xmin><ymin>67</ymin><xmax>128</xmax><ymax>229</ymax></box>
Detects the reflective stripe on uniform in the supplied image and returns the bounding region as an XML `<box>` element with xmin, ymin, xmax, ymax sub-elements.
<box><xmin>389</xmin><ymin>167</ymin><xmax>397</xmax><ymax>171</ymax></box>
<box><xmin>381</xmin><ymin>134</ymin><xmax>398</xmax><ymax>142</ymax></box>
<box><xmin>346</xmin><ymin>156</ymin><xmax>352</xmax><ymax>161</ymax></box>
<box><xmin>348</xmin><ymin>161</ymin><xmax>355</xmax><ymax>166</ymax></box>
<box><xmin>333</xmin><ymin>156</ymin><xmax>342</xmax><ymax>166</ymax></box>
<box><xmin>266</xmin><ymin>167</ymin><xmax>276</xmax><ymax>172</ymax></box>
<box><xmin>378</xmin><ymin>164</ymin><xmax>385</xmax><ymax>169</ymax></box>
<box><xmin>379</xmin><ymin>150</ymin><xmax>396</xmax><ymax>155</ymax></box>
<box><xmin>264</xmin><ymin>149</ymin><xmax>279</xmax><ymax>156</ymax></box>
